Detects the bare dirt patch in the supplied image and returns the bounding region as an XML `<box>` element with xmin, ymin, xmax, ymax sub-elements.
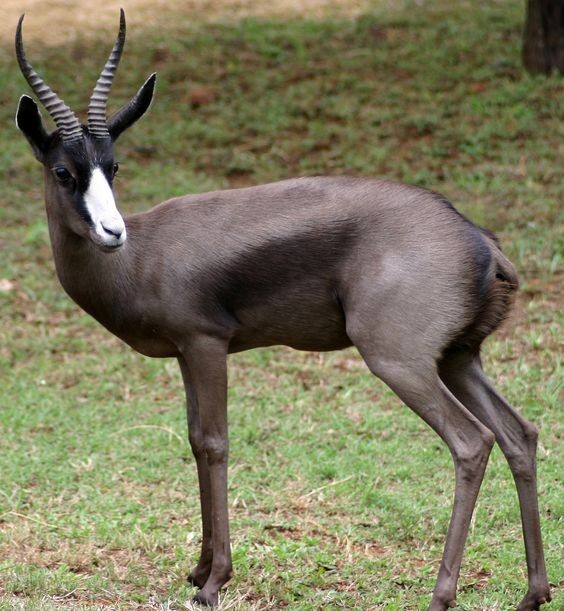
<box><xmin>2</xmin><ymin>0</ymin><xmax>373</xmax><ymax>46</ymax></box>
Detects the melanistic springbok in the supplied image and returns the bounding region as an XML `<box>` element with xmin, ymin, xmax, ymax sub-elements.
<box><xmin>15</xmin><ymin>11</ymin><xmax>551</xmax><ymax>610</ymax></box>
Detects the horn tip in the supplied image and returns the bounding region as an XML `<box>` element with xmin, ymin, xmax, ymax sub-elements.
<box><xmin>16</xmin><ymin>14</ymin><xmax>25</xmax><ymax>35</ymax></box>
<box><xmin>15</xmin><ymin>14</ymin><xmax>26</xmax><ymax>58</ymax></box>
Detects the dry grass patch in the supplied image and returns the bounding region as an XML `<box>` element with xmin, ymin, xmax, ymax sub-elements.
<box><xmin>2</xmin><ymin>0</ymin><xmax>374</xmax><ymax>45</ymax></box>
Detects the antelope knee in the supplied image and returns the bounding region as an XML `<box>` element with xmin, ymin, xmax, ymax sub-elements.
<box><xmin>203</xmin><ymin>435</ymin><xmax>229</xmax><ymax>464</ymax></box>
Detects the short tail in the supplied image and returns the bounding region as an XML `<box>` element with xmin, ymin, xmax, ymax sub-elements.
<box><xmin>449</xmin><ymin>231</ymin><xmax>519</xmax><ymax>353</ymax></box>
<box><xmin>481</xmin><ymin>243</ymin><xmax>519</xmax><ymax>336</ymax></box>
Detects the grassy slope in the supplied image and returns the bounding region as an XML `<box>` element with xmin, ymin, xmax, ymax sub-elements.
<box><xmin>0</xmin><ymin>1</ymin><xmax>562</xmax><ymax>609</ymax></box>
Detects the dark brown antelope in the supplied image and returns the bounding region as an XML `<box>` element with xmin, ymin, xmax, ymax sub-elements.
<box><xmin>15</xmin><ymin>11</ymin><xmax>551</xmax><ymax>610</ymax></box>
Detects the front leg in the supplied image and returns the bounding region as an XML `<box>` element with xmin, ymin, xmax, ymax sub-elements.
<box><xmin>178</xmin><ymin>357</ymin><xmax>214</xmax><ymax>589</ymax></box>
<box><xmin>180</xmin><ymin>335</ymin><xmax>232</xmax><ymax>606</ymax></box>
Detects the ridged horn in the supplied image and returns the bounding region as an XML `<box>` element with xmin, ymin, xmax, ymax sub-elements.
<box><xmin>87</xmin><ymin>9</ymin><xmax>126</xmax><ymax>139</ymax></box>
<box><xmin>15</xmin><ymin>14</ymin><xmax>83</xmax><ymax>143</ymax></box>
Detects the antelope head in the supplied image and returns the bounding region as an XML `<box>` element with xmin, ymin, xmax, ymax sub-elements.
<box><xmin>15</xmin><ymin>10</ymin><xmax>156</xmax><ymax>251</ymax></box>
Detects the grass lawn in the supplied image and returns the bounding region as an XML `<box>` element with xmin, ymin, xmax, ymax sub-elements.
<box><xmin>0</xmin><ymin>1</ymin><xmax>562</xmax><ymax>609</ymax></box>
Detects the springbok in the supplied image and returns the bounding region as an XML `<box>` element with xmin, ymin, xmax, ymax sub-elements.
<box><xmin>15</xmin><ymin>11</ymin><xmax>551</xmax><ymax>610</ymax></box>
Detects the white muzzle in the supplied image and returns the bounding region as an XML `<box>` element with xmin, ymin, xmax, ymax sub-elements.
<box><xmin>84</xmin><ymin>167</ymin><xmax>126</xmax><ymax>248</ymax></box>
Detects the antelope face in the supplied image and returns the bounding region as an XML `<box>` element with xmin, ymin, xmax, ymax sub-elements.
<box><xmin>43</xmin><ymin>135</ymin><xmax>126</xmax><ymax>250</ymax></box>
<box><xmin>15</xmin><ymin>10</ymin><xmax>156</xmax><ymax>252</ymax></box>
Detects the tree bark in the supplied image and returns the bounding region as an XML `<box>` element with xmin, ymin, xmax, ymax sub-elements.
<box><xmin>523</xmin><ymin>0</ymin><xmax>564</xmax><ymax>75</ymax></box>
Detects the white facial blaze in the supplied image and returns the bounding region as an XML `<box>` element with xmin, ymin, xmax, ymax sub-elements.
<box><xmin>83</xmin><ymin>167</ymin><xmax>126</xmax><ymax>247</ymax></box>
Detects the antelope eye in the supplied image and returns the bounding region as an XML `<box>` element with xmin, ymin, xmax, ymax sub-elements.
<box><xmin>113</xmin><ymin>162</ymin><xmax>119</xmax><ymax>176</ymax></box>
<box><xmin>53</xmin><ymin>167</ymin><xmax>72</xmax><ymax>182</ymax></box>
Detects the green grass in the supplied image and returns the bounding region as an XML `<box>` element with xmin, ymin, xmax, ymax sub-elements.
<box><xmin>0</xmin><ymin>1</ymin><xmax>562</xmax><ymax>609</ymax></box>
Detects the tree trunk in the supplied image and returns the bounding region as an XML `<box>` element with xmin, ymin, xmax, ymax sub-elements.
<box><xmin>523</xmin><ymin>0</ymin><xmax>564</xmax><ymax>75</ymax></box>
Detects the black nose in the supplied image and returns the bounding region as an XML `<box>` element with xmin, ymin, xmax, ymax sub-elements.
<box><xmin>101</xmin><ymin>222</ymin><xmax>122</xmax><ymax>239</ymax></box>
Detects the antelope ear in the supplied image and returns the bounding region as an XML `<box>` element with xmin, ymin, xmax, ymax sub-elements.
<box><xmin>16</xmin><ymin>95</ymin><xmax>50</xmax><ymax>162</ymax></box>
<box><xmin>107</xmin><ymin>73</ymin><xmax>156</xmax><ymax>141</ymax></box>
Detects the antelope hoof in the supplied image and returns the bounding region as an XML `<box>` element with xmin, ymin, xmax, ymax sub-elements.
<box><xmin>516</xmin><ymin>587</ymin><xmax>552</xmax><ymax>611</ymax></box>
<box><xmin>187</xmin><ymin>566</ymin><xmax>211</xmax><ymax>589</ymax></box>
<box><xmin>192</xmin><ymin>588</ymin><xmax>219</xmax><ymax>607</ymax></box>
<box><xmin>428</xmin><ymin>596</ymin><xmax>457</xmax><ymax>611</ymax></box>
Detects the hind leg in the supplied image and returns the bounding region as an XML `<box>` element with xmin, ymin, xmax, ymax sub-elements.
<box><xmin>439</xmin><ymin>350</ymin><xmax>551</xmax><ymax>610</ymax></box>
<box><xmin>349</xmin><ymin>323</ymin><xmax>495</xmax><ymax>610</ymax></box>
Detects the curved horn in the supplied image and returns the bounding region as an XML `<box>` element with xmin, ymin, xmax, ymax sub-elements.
<box><xmin>15</xmin><ymin>14</ymin><xmax>83</xmax><ymax>143</ymax></box>
<box><xmin>87</xmin><ymin>9</ymin><xmax>126</xmax><ymax>139</ymax></box>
